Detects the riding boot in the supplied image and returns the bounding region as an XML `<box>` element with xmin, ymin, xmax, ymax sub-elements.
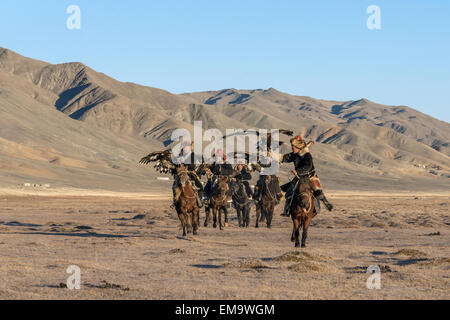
<box><xmin>253</xmin><ymin>188</ymin><xmax>260</xmax><ymax>202</ymax></box>
<box><xmin>196</xmin><ymin>193</ymin><xmax>204</xmax><ymax>208</ymax></box>
<box><xmin>317</xmin><ymin>192</ymin><xmax>333</xmax><ymax>211</ymax></box>
<box><xmin>172</xmin><ymin>188</ymin><xmax>177</xmax><ymax>208</ymax></box>
<box><xmin>281</xmin><ymin>184</ymin><xmax>294</xmax><ymax>216</ymax></box>
<box><xmin>281</xmin><ymin>197</ymin><xmax>291</xmax><ymax>217</ymax></box>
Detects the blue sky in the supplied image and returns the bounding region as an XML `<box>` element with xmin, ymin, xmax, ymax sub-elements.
<box><xmin>1</xmin><ymin>0</ymin><xmax>449</xmax><ymax>122</ymax></box>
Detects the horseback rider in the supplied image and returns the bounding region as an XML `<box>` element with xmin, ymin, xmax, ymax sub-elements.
<box><xmin>280</xmin><ymin>136</ymin><xmax>333</xmax><ymax>216</ymax></box>
<box><xmin>253</xmin><ymin>151</ymin><xmax>283</xmax><ymax>205</ymax></box>
<box><xmin>203</xmin><ymin>149</ymin><xmax>234</xmax><ymax>202</ymax></box>
<box><xmin>232</xmin><ymin>161</ymin><xmax>253</xmax><ymax>200</ymax></box>
<box><xmin>171</xmin><ymin>141</ymin><xmax>204</xmax><ymax>208</ymax></box>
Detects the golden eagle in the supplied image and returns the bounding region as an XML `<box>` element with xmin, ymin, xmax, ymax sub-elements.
<box><xmin>139</xmin><ymin>150</ymin><xmax>176</xmax><ymax>174</ymax></box>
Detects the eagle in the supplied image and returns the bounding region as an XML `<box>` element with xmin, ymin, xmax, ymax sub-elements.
<box><xmin>139</xmin><ymin>128</ymin><xmax>295</xmax><ymax>174</ymax></box>
<box><xmin>139</xmin><ymin>150</ymin><xmax>176</xmax><ymax>175</ymax></box>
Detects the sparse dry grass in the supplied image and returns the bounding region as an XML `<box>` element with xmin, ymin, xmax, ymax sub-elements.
<box><xmin>0</xmin><ymin>193</ymin><xmax>448</xmax><ymax>299</ymax></box>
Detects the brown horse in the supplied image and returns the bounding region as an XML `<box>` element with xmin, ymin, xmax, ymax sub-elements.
<box><xmin>256</xmin><ymin>175</ymin><xmax>280</xmax><ymax>229</ymax></box>
<box><xmin>174</xmin><ymin>166</ymin><xmax>200</xmax><ymax>236</ymax></box>
<box><xmin>204</xmin><ymin>175</ymin><xmax>230</xmax><ymax>230</ymax></box>
<box><xmin>289</xmin><ymin>173</ymin><xmax>317</xmax><ymax>248</ymax></box>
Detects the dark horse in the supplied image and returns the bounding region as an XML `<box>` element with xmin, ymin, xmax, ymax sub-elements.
<box><xmin>256</xmin><ymin>175</ymin><xmax>280</xmax><ymax>229</ymax></box>
<box><xmin>204</xmin><ymin>175</ymin><xmax>230</xmax><ymax>230</ymax></box>
<box><xmin>230</xmin><ymin>178</ymin><xmax>252</xmax><ymax>228</ymax></box>
<box><xmin>289</xmin><ymin>172</ymin><xmax>317</xmax><ymax>248</ymax></box>
<box><xmin>174</xmin><ymin>166</ymin><xmax>200</xmax><ymax>237</ymax></box>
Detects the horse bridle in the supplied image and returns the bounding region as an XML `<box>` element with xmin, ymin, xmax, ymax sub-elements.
<box><xmin>212</xmin><ymin>176</ymin><xmax>228</xmax><ymax>204</ymax></box>
<box><xmin>263</xmin><ymin>176</ymin><xmax>277</xmax><ymax>204</ymax></box>
<box><xmin>231</xmin><ymin>180</ymin><xmax>249</xmax><ymax>207</ymax></box>
<box><xmin>176</xmin><ymin>170</ymin><xmax>196</xmax><ymax>200</ymax></box>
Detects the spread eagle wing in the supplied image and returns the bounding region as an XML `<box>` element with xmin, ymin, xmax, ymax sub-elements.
<box><xmin>139</xmin><ymin>150</ymin><xmax>176</xmax><ymax>175</ymax></box>
<box><xmin>222</xmin><ymin>128</ymin><xmax>293</xmax><ymax>140</ymax></box>
<box><xmin>139</xmin><ymin>150</ymin><xmax>172</xmax><ymax>165</ymax></box>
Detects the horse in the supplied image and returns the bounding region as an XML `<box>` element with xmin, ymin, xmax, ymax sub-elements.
<box><xmin>289</xmin><ymin>172</ymin><xmax>317</xmax><ymax>248</ymax></box>
<box><xmin>174</xmin><ymin>166</ymin><xmax>200</xmax><ymax>237</ymax></box>
<box><xmin>204</xmin><ymin>175</ymin><xmax>230</xmax><ymax>230</ymax></box>
<box><xmin>229</xmin><ymin>178</ymin><xmax>252</xmax><ymax>228</ymax></box>
<box><xmin>256</xmin><ymin>175</ymin><xmax>280</xmax><ymax>229</ymax></box>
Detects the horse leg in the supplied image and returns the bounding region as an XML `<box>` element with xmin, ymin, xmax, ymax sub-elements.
<box><xmin>185</xmin><ymin>212</ymin><xmax>192</xmax><ymax>234</ymax></box>
<box><xmin>266</xmin><ymin>205</ymin><xmax>274</xmax><ymax>229</ymax></box>
<box><xmin>259</xmin><ymin>205</ymin><xmax>266</xmax><ymax>222</ymax></box>
<box><xmin>293</xmin><ymin>216</ymin><xmax>302</xmax><ymax>247</ymax></box>
<box><xmin>204</xmin><ymin>205</ymin><xmax>210</xmax><ymax>227</ymax></box>
<box><xmin>261</xmin><ymin>207</ymin><xmax>267</xmax><ymax>228</ymax></box>
<box><xmin>193</xmin><ymin>207</ymin><xmax>199</xmax><ymax>235</ymax></box>
<box><xmin>291</xmin><ymin>215</ymin><xmax>296</xmax><ymax>242</ymax></box>
<box><xmin>255</xmin><ymin>205</ymin><xmax>260</xmax><ymax>228</ymax></box>
<box><xmin>213</xmin><ymin>207</ymin><xmax>217</xmax><ymax>229</ymax></box>
<box><xmin>218</xmin><ymin>207</ymin><xmax>223</xmax><ymax>230</ymax></box>
<box><xmin>245</xmin><ymin>206</ymin><xmax>250</xmax><ymax>228</ymax></box>
<box><xmin>224</xmin><ymin>207</ymin><xmax>229</xmax><ymax>228</ymax></box>
<box><xmin>237</xmin><ymin>208</ymin><xmax>242</xmax><ymax>228</ymax></box>
<box><xmin>178</xmin><ymin>212</ymin><xmax>187</xmax><ymax>237</ymax></box>
<box><xmin>301</xmin><ymin>216</ymin><xmax>312</xmax><ymax>248</ymax></box>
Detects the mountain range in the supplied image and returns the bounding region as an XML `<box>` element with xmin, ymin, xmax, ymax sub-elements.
<box><xmin>0</xmin><ymin>47</ymin><xmax>449</xmax><ymax>192</ymax></box>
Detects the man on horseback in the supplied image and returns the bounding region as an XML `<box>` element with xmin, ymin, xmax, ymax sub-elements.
<box><xmin>253</xmin><ymin>151</ymin><xmax>283</xmax><ymax>205</ymax></box>
<box><xmin>203</xmin><ymin>149</ymin><xmax>234</xmax><ymax>202</ymax></box>
<box><xmin>280</xmin><ymin>136</ymin><xmax>334</xmax><ymax>217</ymax></box>
<box><xmin>171</xmin><ymin>141</ymin><xmax>205</xmax><ymax>209</ymax></box>
<box><xmin>232</xmin><ymin>162</ymin><xmax>253</xmax><ymax>200</ymax></box>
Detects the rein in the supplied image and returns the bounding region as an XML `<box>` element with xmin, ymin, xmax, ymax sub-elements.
<box><xmin>231</xmin><ymin>181</ymin><xmax>249</xmax><ymax>207</ymax></box>
<box><xmin>212</xmin><ymin>177</ymin><xmax>228</xmax><ymax>204</ymax></box>
<box><xmin>177</xmin><ymin>171</ymin><xmax>196</xmax><ymax>200</ymax></box>
<box><xmin>263</xmin><ymin>177</ymin><xmax>277</xmax><ymax>204</ymax></box>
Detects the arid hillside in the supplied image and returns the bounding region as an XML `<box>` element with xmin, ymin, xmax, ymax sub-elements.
<box><xmin>0</xmin><ymin>47</ymin><xmax>449</xmax><ymax>192</ymax></box>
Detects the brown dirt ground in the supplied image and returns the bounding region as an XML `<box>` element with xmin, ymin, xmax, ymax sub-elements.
<box><xmin>0</xmin><ymin>192</ymin><xmax>448</xmax><ymax>300</ymax></box>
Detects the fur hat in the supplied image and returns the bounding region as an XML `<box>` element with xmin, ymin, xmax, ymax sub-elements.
<box><xmin>290</xmin><ymin>136</ymin><xmax>315</xmax><ymax>156</ymax></box>
<box><xmin>290</xmin><ymin>136</ymin><xmax>307</xmax><ymax>149</ymax></box>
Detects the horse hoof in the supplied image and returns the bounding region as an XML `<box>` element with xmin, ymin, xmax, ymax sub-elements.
<box><xmin>295</xmin><ymin>243</ymin><xmax>300</xmax><ymax>248</ymax></box>
<box><xmin>301</xmin><ymin>244</ymin><xmax>306</xmax><ymax>248</ymax></box>
<box><xmin>193</xmin><ymin>231</ymin><xmax>198</xmax><ymax>236</ymax></box>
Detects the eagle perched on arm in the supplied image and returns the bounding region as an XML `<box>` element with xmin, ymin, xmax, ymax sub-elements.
<box><xmin>139</xmin><ymin>150</ymin><xmax>176</xmax><ymax>175</ymax></box>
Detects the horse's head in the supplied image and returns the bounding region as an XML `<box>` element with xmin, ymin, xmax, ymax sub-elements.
<box><xmin>213</xmin><ymin>175</ymin><xmax>229</xmax><ymax>197</ymax></box>
<box><xmin>176</xmin><ymin>165</ymin><xmax>189</xmax><ymax>187</ymax></box>
<box><xmin>229</xmin><ymin>178</ymin><xmax>242</xmax><ymax>195</ymax></box>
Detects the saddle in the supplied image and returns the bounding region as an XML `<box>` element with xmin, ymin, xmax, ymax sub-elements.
<box><xmin>285</xmin><ymin>179</ymin><xmax>320</xmax><ymax>215</ymax></box>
